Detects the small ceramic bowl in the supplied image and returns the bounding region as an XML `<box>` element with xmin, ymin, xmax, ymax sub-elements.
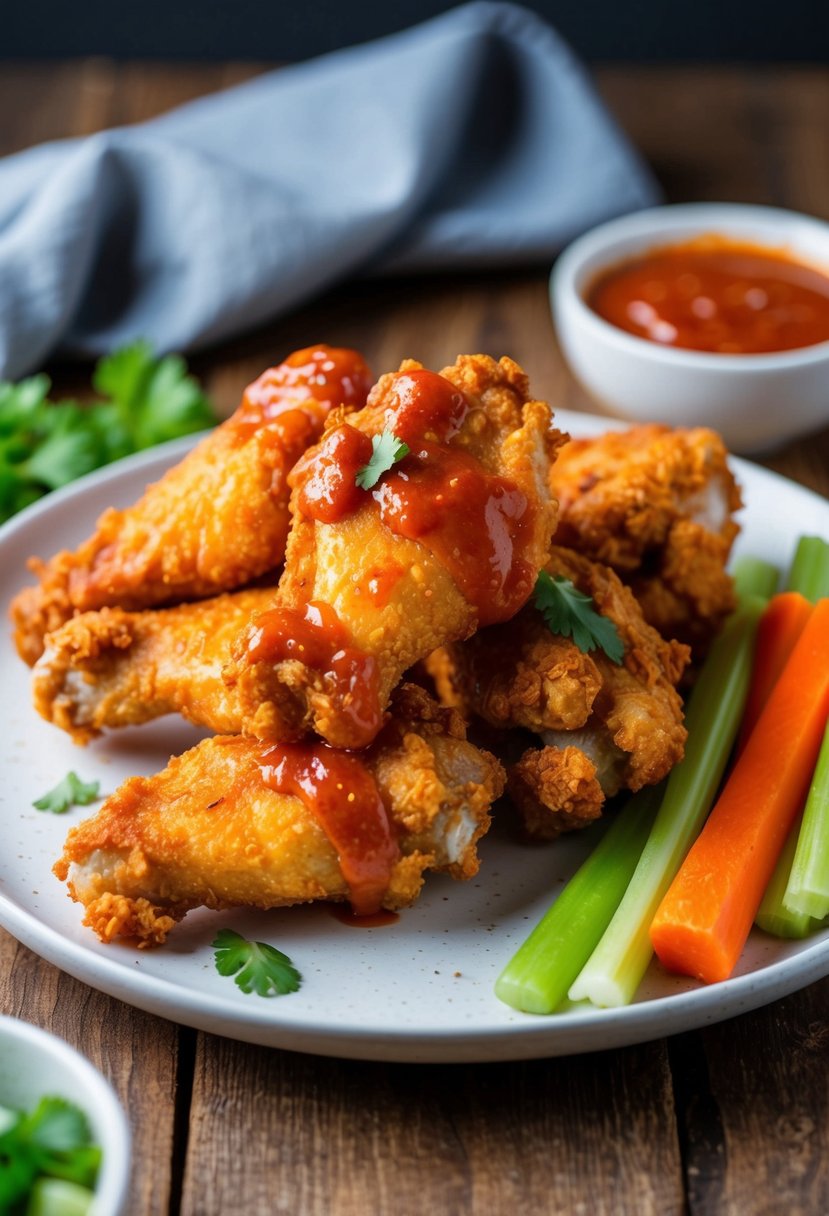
<box><xmin>0</xmin><ymin>1015</ymin><xmax>131</xmax><ymax>1216</ymax></box>
<box><xmin>550</xmin><ymin>202</ymin><xmax>829</xmax><ymax>453</ymax></box>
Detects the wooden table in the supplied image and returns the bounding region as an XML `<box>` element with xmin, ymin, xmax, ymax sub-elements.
<box><xmin>2</xmin><ymin>62</ymin><xmax>829</xmax><ymax>1215</ymax></box>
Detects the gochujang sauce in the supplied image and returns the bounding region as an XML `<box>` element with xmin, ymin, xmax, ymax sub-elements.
<box><xmin>246</xmin><ymin>601</ymin><xmax>382</xmax><ymax>748</ymax></box>
<box><xmin>296</xmin><ymin>368</ymin><xmax>537</xmax><ymax>626</ymax></box>
<box><xmin>259</xmin><ymin>740</ymin><xmax>398</xmax><ymax>916</ymax></box>
<box><xmin>587</xmin><ymin>237</ymin><xmax>829</xmax><ymax>355</ymax></box>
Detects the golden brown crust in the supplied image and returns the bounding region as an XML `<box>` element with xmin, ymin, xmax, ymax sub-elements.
<box><xmin>507</xmin><ymin>746</ymin><xmax>605</xmax><ymax>840</ymax></box>
<box><xmin>551</xmin><ymin>424</ymin><xmax>741</xmax><ymax>653</ymax></box>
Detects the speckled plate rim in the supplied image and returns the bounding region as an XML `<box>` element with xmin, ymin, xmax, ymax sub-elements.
<box><xmin>2</xmin><ymin>415</ymin><xmax>828</xmax><ymax>1064</ymax></box>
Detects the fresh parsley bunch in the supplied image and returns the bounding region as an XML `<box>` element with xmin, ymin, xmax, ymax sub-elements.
<box><xmin>0</xmin><ymin>1095</ymin><xmax>101</xmax><ymax>1213</ymax></box>
<box><xmin>0</xmin><ymin>341</ymin><xmax>215</xmax><ymax>525</ymax></box>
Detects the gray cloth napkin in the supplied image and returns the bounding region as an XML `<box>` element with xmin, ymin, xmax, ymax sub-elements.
<box><xmin>0</xmin><ymin>1</ymin><xmax>659</xmax><ymax>379</ymax></box>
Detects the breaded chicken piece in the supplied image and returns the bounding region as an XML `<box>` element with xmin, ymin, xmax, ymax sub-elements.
<box><xmin>224</xmin><ymin>354</ymin><xmax>566</xmax><ymax>750</ymax></box>
<box><xmin>434</xmin><ymin>546</ymin><xmax>689</xmax><ymax>839</ymax></box>
<box><xmin>33</xmin><ymin>587</ymin><xmax>276</xmax><ymax>744</ymax></box>
<box><xmin>551</xmin><ymin>425</ymin><xmax>742</xmax><ymax>654</ymax></box>
<box><xmin>11</xmin><ymin>346</ymin><xmax>372</xmax><ymax>666</ymax></box>
<box><xmin>54</xmin><ymin>686</ymin><xmax>505</xmax><ymax>945</ymax></box>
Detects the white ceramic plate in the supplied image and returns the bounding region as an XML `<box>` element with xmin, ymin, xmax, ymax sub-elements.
<box><xmin>1</xmin><ymin>414</ymin><xmax>828</xmax><ymax>1063</ymax></box>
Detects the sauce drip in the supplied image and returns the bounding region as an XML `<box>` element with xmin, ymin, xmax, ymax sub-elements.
<box><xmin>230</xmin><ymin>345</ymin><xmax>373</xmax><ymax>444</ymax></box>
<box><xmin>587</xmin><ymin>237</ymin><xmax>829</xmax><ymax>354</ymax></box>
<box><xmin>295</xmin><ymin>368</ymin><xmax>536</xmax><ymax>625</ymax></box>
<box><xmin>259</xmin><ymin>741</ymin><xmax>398</xmax><ymax>916</ymax></box>
<box><xmin>246</xmin><ymin>601</ymin><xmax>382</xmax><ymax>748</ymax></box>
<box><xmin>330</xmin><ymin>907</ymin><xmax>400</xmax><ymax>928</ymax></box>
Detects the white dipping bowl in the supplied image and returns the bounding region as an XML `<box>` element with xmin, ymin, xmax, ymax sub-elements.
<box><xmin>0</xmin><ymin>1015</ymin><xmax>130</xmax><ymax>1216</ymax></box>
<box><xmin>551</xmin><ymin>203</ymin><xmax>829</xmax><ymax>453</ymax></box>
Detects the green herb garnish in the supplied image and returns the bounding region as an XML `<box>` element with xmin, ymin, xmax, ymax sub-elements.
<box><xmin>0</xmin><ymin>1096</ymin><xmax>101</xmax><ymax>1212</ymax></box>
<box><xmin>0</xmin><ymin>342</ymin><xmax>214</xmax><ymax>525</ymax></box>
<box><xmin>33</xmin><ymin>773</ymin><xmax>100</xmax><ymax>815</ymax></box>
<box><xmin>534</xmin><ymin>571</ymin><xmax>625</xmax><ymax>664</ymax></box>
<box><xmin>213</xmin><ymin>929</ymin><xmax>302</xmax><ymax>997</ymax></box>
<box><xmin>354</xmin><ymin>429</ymin><xmax>410</xmax><ymax>490</ymax></box>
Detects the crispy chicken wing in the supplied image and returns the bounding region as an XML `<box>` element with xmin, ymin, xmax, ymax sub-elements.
<box><xmin>33</xmin><ymin>587</ymin><xmax>276</xmax><ymax>743</ymax></box>
<box><xmin>551</xmin><ymin>425</ymin><xmax>742</xmax><ymax>654</ymax></box>
<box><xmin>11</xmin><ymin>346</ymin><xmax>372</xmax><ymax>665</ymax></box>
<box><xmin>224</xmin><ymin>354</ymin><xmax>565</xmax><ymax>750</ymax></box>
<box><xmin>433</xmin><ymin>546</ymin><xmax>689</xmax><ymax>839</ymax></box>
<box><xmin>54</xmin><ymin>685</ymin><xmax>505</xmax><ymax>945</ymax></box>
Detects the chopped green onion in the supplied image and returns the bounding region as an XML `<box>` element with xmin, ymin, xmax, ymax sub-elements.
<box><xmin>785</xmin><ymin>535</ymin><xmax>829</xmax><ymax>601</ymax></box>
<box><xmin>731</xmin><ymin>554</ymin><xmax>779</xmax><ymax>601</ymax></box>
<box><xmin>568</xmin><ymin>594</ymin><xmax>765</xmax><ymax>1007</ymax></box>
<box><xmin>495</xmin><ymin>786</ymin><xmax>663</xmax><ymax>1014</ymax></box>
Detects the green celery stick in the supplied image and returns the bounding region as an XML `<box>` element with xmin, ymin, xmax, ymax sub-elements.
<box><xmin>731</xmin><ymin>554</ymin><xmax>779</xmax><ymax>602</ymax></box>
<box><xmin>495</xmin><ymin>785</ymin><xmax>663</xmax><ymax>1014</ymax></box>
<box><xmin>785</xmin><ymin>536</ymin><xmax>829</xmax><ymax>601</ymax></box>
<box><xmin>781</xmin><ymin>722</ymin><xmax>829</xmax><ymax>921</ymax></box>
<box><xmin>755</xmin><ymin>811</ymin><xmax>820</xmax><ymax>938</ymax></box>
<box><xmin>568</xmin><ymin>595</ymin><xmax>765</xmax><ymax>1008</ymax></box>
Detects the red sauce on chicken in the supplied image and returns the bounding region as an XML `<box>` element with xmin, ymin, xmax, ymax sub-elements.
<box><xmin>246</xmin><ymin>601</ymin><xmax>382</xmax><ymax>748</ymax></box>
<box><xmin>295</xmin><ymin>367</ymin><xmax>536</xmax><ymax>625</ymax></box>
<box><xmin>588</xmin><ymin>237</ymin><xmax>829</xmax><ymax>354</ymax></box>
<box><xmin>259</xmin><ymin>741</ymin><xmax>398</xmax><ymax>916</ymax></box>
<box><xmin>229</xmin><ymin>345</ymin><xmax>373</xmax><ymax>445</ymax></box>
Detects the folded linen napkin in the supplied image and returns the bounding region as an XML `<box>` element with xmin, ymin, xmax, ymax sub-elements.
<box><xmin>0</xmin><ymin>1</ymin><xmax>659</xmax><ymax>379</ymax></box>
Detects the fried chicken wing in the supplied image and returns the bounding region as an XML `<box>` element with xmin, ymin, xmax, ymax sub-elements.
<box><xmin>224</xmin><ymin>354</ymin><xmax>565</xmax><ymax>750</ymax></box>
<box><xmin>54</xmin><ymin>685</ymin><xmax>505</xmax><ymax>945</ymax></box>
<box><xmin>434</xmin><ymin>546</ymin><xmax>689</xmax><ymax>839</ymax></box>
<box><xmin>551</xmin><ymin>424</ymin><xmax>742</xmax><ymax>654</ymax></box>
<box><xmin>33</xmin><ymin>587</ymin><xmax>276</xmax><ymax>743</ymax></box>
<box><xmin>11</xmin><ymin>346</ymin><xmax>373</xmax><ymax>665</ymax></box>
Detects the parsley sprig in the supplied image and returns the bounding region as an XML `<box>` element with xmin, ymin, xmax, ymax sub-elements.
<box><xmin>33</xmin><ymin>772</ymin><xmax>101</xmax><ymax>815</ymax></box>
<box><xmin>0</xmin><ymin>341</ymin><xmax>214</xmax><ymax>524</ymax></box>
<box><xmin>534</xmin><ymin>571</ymin><xmax>625</xmax><ymax>664</ymax></box>
<box><xmin>0</xmin><ymin>1096</ymin><xmax>101</xmax><ymax>1212</ymax></box>
<box><xmin>213</xmin><ymin>929</ymin><xmax>302</xmax><ymax>998</ymax></box>
<box><xmin>354</xmin><ymin>429</ymin><xmax>410</xmax><ymax>490</ymax></box>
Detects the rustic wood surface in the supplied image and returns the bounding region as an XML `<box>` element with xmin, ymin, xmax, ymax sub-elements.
<box><xmin>1</xmin><ymin>61</ymin><xmax>828</xmax><ymax>1215</ymax></box>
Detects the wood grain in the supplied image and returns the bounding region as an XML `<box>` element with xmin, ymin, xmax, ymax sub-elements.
<box><xmin>1</xmin><ymin>60</ymin><xmax>829</xmax><ymax>1216</ymax></box>
<box><xmin>181</xmin><ymin>1037</ymin><xmax>683</xmax><ymax>1216</ymax></box>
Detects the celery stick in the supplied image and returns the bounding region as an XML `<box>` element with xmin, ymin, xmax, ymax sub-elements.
<box><xmin>731</xmin><ymin>555</ymin><xmax>779</xmax><ymax>602</ymax></box>
<box><xmin>785</xmin><ymin>535</ymin><xmax>829</xmax><ymax>601</ymax></box>
<box><xmin>755</xmin><ymin>812</ymin><xmax>819</xmax><ymax>938</ymax></box>
<box><xmin>494</xmin><ymin>785</ymin><xmax>662</xmax><ymax>1014</ymax></box>
<box><xmin>568</xmin><ymin>596</ymin><xmax>765</xmax><ymax>1007</ymax></box>
<box><xmin>782</xmin><ymin>722</ymin><xmax>829</xmax><ymax>921</ymax></box>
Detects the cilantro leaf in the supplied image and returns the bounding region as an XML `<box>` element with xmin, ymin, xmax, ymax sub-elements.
<box><xmin>24</xmin><ymin>1098</ymin><xmax>90</xmax><ymax>1155</ymax></box>
<box><xmin>93</xmin><ymin>341</ymin><xmax>214</xmax><ymax>450</ymax></box>
<box><xmin>534</xmin><ymin>571</ymin><xmax>625</xmax><ymax>664</ymax></box>
<box><xmin>213</xmin><ymin>928</ymin><xmax>302</xmax><ymax>997</ymax></box>
<box><xmin>0</xmin><ymin>343</ymin><xmax>215</xmax><ymax>525</ymax></box>
<box><xmin>33</xmin><ymin>773</ymin><xmax>101</xmax><ymax>814</ymax></box>
<box><xmin>354</xmin><ymin>429</ymin><xmax>410</xmax><ymax>490</ymax></box>
<box><xmin>0</xmin><ymin>1096</ymin><xmax>101</xmax><ymax>1205</ymax></box>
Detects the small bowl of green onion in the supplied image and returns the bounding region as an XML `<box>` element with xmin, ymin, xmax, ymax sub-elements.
<box><xmin>0</xmin><ymin>1015</ymin><xmax>130</xmax><ymax>1216</ymax></box>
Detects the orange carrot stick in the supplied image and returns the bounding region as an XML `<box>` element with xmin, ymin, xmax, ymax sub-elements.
<box><xmin>650</xmin><ymin>597</ymin><xmax>829</xmax><ymax>984</ymax></box>
<box><xmin>736</xmin><ymin>591</ymin><xmax>813</xmax><ymax>754</ymax></box>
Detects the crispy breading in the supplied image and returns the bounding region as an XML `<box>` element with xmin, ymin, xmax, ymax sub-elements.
<box><xmin>54</xmin><ymin>685</ymin><xmax>505</xmax><ymax>945</ymax></box>
<box><xmin>224</xmin><ymin>354</ymin><xmax>566</xmax><ymax>749</ymax></box>
<box><xmin>551</xmin><ymin>424</ymin><xmax>742</xmax><ymax>653</ymax></box>
<box><xmin>434</xmin><ymin>546</ymin><xmax>689</xmax><ymax>839</ymax></box>
<box><xmin>33</xmin><ymin>587</ymin><xmax>276</xmax><ymax>743</ymax></box>
<box><xmin>10</xmin><ymin>346</ymin><xmax>372</xmax><ymax>665</ymax></box>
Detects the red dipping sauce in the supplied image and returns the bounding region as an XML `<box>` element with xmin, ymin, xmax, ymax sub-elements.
<box><xmin>587</xmin><ymin>237</ymin><xmax>829</xmax><ymax>355</ymax></box>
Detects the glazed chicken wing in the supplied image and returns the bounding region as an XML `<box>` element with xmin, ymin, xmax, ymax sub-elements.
<box><xmin>551</xmin><ymin>424</ymin><xmax>742</xmax><ymax>654</ymax></box>
<box><xmin>54</xmin><ymin>686</ymin><xmax>505</xmax><ymax>945</ymax></box>
<box><xmin>432</xmin><ymin>546</ymin><xmax>689</xmax><ymax>839</ymax></box>
<box><xmin>11</xmin><ymin>346</ymin><xmax>372</xmax><ymax>665</ymax></box>
<box><xmin>223</xmin><ymin>354</ymin><xmax>565</xmax><ymax>750</ymax></box>
<box><xmin>33</xmin><ymin>587</ymin><xmax>276</xmax><ymax>743</ymax></box>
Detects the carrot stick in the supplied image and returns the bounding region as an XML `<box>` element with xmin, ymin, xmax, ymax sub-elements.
<box><xmin>735</xmin><ymin>592</ymin><xmax>813</xmax><ymax>754</ymax></box>
<box><xmin>650</xmin><ymin>597</ymin><xmax>829</xmax><ymax>984</ymax></box>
